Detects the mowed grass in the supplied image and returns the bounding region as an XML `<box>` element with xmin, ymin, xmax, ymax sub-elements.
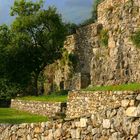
<box><xmin>84</xmin><ymin>83</ymin><xmax>140</xmax><ymax>91</ymax></box>
<box><xmin>17</xmin><ymin>94</ymin><xmax>67</xmax><ymax>102</ymax></box>
<box><xmin>0</xmin><ymin>108</ymin><xmax>48</xmax><ymax>124</ymax></box>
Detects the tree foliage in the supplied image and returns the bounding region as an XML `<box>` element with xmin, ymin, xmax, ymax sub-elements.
<box><xmin>0</xmin><ymin>0</ymin><xmax>68</xmax><ymax>97</ymax></box>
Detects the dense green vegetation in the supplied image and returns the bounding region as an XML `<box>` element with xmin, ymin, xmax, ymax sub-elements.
<box><xmin>131</xmin><ymin>30</ymin><xmax>140</xmax><ymax>48</ymax></box>
<box><xmin>0</xmin><ymin>0</ymin><xmax>107</xmax><ymax>101</ymax></box>
<box><xmin>0</xmin><ymin>0</ymin><xmax>71</xmax><ymax>100</ymax></box>
<box><xmin>0</xmin><ymin>108</ymin><xmax>48</xmax><ymax>124</ymax></box>
<box><xmin>84</xmin><ymin>83</ymin><xmax>140</xmax><ymax>91</ymax></box>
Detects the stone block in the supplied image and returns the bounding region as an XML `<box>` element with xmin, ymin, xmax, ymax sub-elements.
<box><xmin>54</xmin><ymin>129</ymin><xmax>62</xmax><ymax>139</ymax></box>
<box><xmin>121</xmin><ymin>100</ymin><xmax>130</xmax><ymax>107</ymax></box>
<box><xmin>70</xmin><ymin>129</ymin><xmax>80</xmax><ymax>139</ymax></box>
<box><xmin>125</xmin><ymin>107</ymin><xmax>138</xmax><ymax>117</ymax></box>
<box><xmin>92</xmin><ymin>128</ymin><xmax>98</xmax><ymax>135</ymax></box>
<box><xmin>136</xmin><ymin>94</ymin><xmax>140</xmax><ymax>101</ymax></box>
<box><xmin>103</xmin><ymin>119</ymin><xmax>111</xmax><ymax>129</ymax></box>
<box><xmin>131</xmin><ymin>122</ymin><xmax>139</xmax><ymax>136</ymax></box>
<box><xmin>80</xmin><ymin>118</ymin><xmax>87</xmax><ymax>127</ymax></box>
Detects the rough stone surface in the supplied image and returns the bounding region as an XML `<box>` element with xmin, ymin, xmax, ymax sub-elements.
<box><xmin>125</xmin><ymin>107</ymin><xmax>138</xmax><ymax>117</ymax></box>
<box><xmin>1</xmin><ymin>106</ymin><xmax>140</xmax><ymax>140</ymax></box>
<box><xmin>46</xmin><ymin>0</ymin><xmax>140</xmax><ymax>90</ymax></box>
<box><xmin>1</xmin><ymin>0</ymin><xmax>140</xmax><ymax>139</ymax></box>
<box><xmin>66</xmin><ymin>90</ymin><xmax>138</xmax><ymax>118</ymax></box>
<box><xmin>136</xmin><ymin>94</ymin><xmax>140</xmax><ymax>101</ymax></box>
<box><xmin>11</xmin><ymin>99</ymin><xmax>66</xmax><ymax>117</ymax></box>
<box><xmin>103</xmin><ymin>119</ymin><xmax>111</xmax><ymax>129</ymax></box>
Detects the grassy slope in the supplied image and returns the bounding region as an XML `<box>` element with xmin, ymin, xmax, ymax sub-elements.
<box><xmin>0</xmin><ymin>108</ymin><xmax>48</xmax><ymax>124</ymax></box>
<box><xmin>17</xmin><ymin>94</ymin><xmax>67</xmax><ymax>102</ymax></box>
<box><xmin>84</xmin><ymin>83</ymin><xmax>140</xmax><ymax>91</ymax></box>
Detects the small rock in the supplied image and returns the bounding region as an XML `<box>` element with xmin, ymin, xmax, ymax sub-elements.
<box><xmin>106</xmin><ymin>110</ymin><xmax>111</xmax><ymax>118</ymax></box>
<box><xmin>110</xmin><ymin>109</ymin><xmax>117</xmax><ymax>117</ymax></box>
<box><xmin>47</xmin><ymin>130</ymin><xmax>53</xmax><ymax>140</ymax></box>
<box><xmin>129</xmin><ymin>100</ymin><xmax>135</xmax><ymax>106</ymax></box>
<box><xmin>75</xmin><ymin>129</ymin><xmax>81</xmax><ymax>139</ymax></box>
<box><xmin>109</xmin><ymin>132</ymin><xmax>120</xmax><ymax>140</ymax></box>
<box><xmin>71</xmin><ymin>129</ymin><xmax>76</xmax><ymax>139</ymax></box>
<box><xmin>136</xmin><ymin>94</ymin><xmax>140</xmax><ymax>100</ymax></box>
<box><xmin>54</xmin><ymin>129</ymin><xmax>62</xmax><ymax>138</ymax></box>
<box><xmin>34</xmin><ymin>127</ymin><xmax>41</xmax><ymax>134</ymax></box>
<box><xmin>71</xmin><ymin>128</ymin><xmax>81</xmax><ymax>139</ymax></box>
<box><xmin>121</xmin><ymin>100</ymin><xmax>130</xmax><ymax>107</ymax></box>
<box><xmin>125</xmin><ymin>107</ymin><xmax>138</xmax><ymax>117</ymax></box>
<box><xmin>27</xmin><ymin>135</ymin><xmax>32</xmax><ymax>140</ymax></box>
<box><xmin>75</xmin><ymin>121</ymin><xmax>80</xmax><ymax>127</ymax></box>
<box><xmin>131</xmin><ymin>122</ymin><xmax>139</xmax><ymax>136</ymax></box>
<box><xmin>137</xmin><ymin>134</ymin><xmax>140</xmax><ymax>140</ymax></box>
<box><xmin>80</xmin><ymin>118</ymin><xmax>87</xmax><ymax>127</ymax></box>
<box><xmin>41</xmin><ymin>122</ymin><xmax>46</xmax><ymax>128</ymax></box>
<box><xmin>92</xmin><ymin>128</ymin><xmax>98</xmax><ymax>135</ymax></box>
<box><xmin>103</xmin><ymin>119</ymin><xmax>111</xmax><ymax>129</ymax></box>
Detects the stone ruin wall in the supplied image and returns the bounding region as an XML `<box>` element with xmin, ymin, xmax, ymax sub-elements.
<box><xmin>93</xmin><ymin>0</ymin><xmax>140</xmax><ymax>85</ymax></box>
<box><xmin>44</xmin><ymin>0</ymin><xmax>140</xmax><ymax>90</ymax></box>
<box><xmin>66</xmin><ymin>90</ymin><xmax>140</xmax><ymax>118</ymax></box>
<box><xmin>64</xmin><ymin>0</ymin><xmax>140</xmax><ymax>88</ymax></box>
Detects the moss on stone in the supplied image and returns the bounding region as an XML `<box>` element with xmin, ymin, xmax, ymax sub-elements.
<box><xmin>99</xmin><ymin>29</ymin><xmax>109</xmax><ymax>47</ymax></box>
<box><xmin>131</xmin><ymin>30</ymin><xmax>140</xmax><ymax>48</ymax></box>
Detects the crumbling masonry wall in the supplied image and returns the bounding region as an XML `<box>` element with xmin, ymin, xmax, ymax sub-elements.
<box><xmin>64</xmin><ymin>0</ymin><xmax>140</xmax><ymax>87</ymax></box>
<box><xmin>44</xmin><ymin>0</ymin><xmax>140</xmax><ymax>90</ymax></box>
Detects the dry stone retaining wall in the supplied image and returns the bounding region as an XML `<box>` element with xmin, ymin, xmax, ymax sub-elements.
<box><xmin>11</xmin><ymin>99</ymin><xmax>66</xmax><ymax>117</ymax></box>
<box><xmin>1</xmin><ymin>91</ymin><xmax>140</xmax><ymax>139</ymax></box>
<box><xmin>66</xmin><ymin>90</ymin><xmax>140</xmax><ymax>118</ymax></box>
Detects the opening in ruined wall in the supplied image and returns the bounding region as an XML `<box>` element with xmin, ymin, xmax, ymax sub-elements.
<box><xmin>81</xmin><ymin>73</ymin><xmax>91</xmax><ymax>88</ymax></box>
<box><xmin>60</xmin><ymin>81</ymin><xmax>64</xmax><ymax>90</ymax></box>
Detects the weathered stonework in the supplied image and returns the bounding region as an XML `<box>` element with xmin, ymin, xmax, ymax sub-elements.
<box><xmin>66</xmin><ymin>90</ymin><xmax>139</xmax><ymax>118</ymax></box>
<box><xmin>1</xmin><ymin>92</ymin><xmax>140</xmax><ymax>140</ymax></box>
<box><xmin>91</xmin><ymin>0</ymin><xmax>140</xmax><ymax>85</ymax></box>
<box><xmin>11</xmin><ymin>99</ymin><xmax>66</xmax><ymax>117</ymax></box>
<box><xmin>46</xmin><ymin>0</ymin><xmax>140</xmax><ymax>89</ymax></box>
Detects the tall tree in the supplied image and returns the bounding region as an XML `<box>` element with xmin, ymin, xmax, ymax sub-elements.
<box><xmin>0</xmin><ymin>25</ymin><xmax>11</xmax><ymax>77</ymax></box>
<box><xmin>9</xmin><ymin>0</ymin><xmax>67</xmax><ymax>95</ymax></box>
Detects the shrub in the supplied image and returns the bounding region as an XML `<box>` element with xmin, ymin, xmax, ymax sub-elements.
<box><xmin>0</xmin><ymin>78</ymin><xmax>21</xmax><ymax>100</ymax></box>
<box><xmin>99</xmin><ymin>29</ymin><xmax>109</xmax><ymax>47</ymax></box>
<box><xmin>131</xmin><ymin>30</ymin><xmax>140</xmax><ymax>48</ymax></box>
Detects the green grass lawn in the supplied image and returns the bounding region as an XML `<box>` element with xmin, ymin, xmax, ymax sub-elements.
<box><xmin>17</xmin><ymin>94</ymin><xmax>67</xmax><ymax>102</ymax></box>
<box><xmin>84</xmin><ymin>83</ymin><xmax>140</xmax><ymax>91</ymax></box>
<box><xmin>0</xmin><ymin>108</ymin><xmax>48</xmax><ymax>124</ymax></box>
